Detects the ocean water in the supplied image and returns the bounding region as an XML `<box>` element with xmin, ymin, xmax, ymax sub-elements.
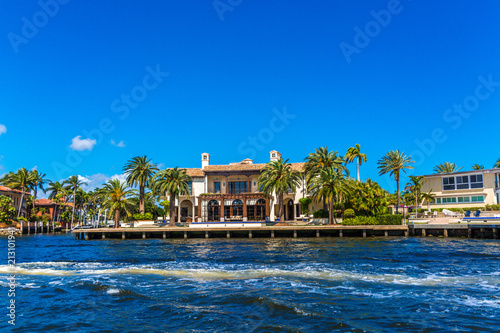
<box><xmin>1</xmin><ymin>234</ymin><xmax>500</xmax><ymax>332</ymax></box>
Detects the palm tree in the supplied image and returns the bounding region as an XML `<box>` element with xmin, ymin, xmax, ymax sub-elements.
<box><xmin>377</xmin><ymin>150</ymin><xmax>415</xmax><ymax>214</ymax></box>
<box><xmin>258</xmin><ymin>157</ymin><xmax>301</xmax><ymax>221</ymax></box>
<box><xmin>63</xmin><ymin>175</ymin><xmax>88</xmax><ymax>228</ymax></box>
<box><xmin>123</xmin><ymin>156</ymin><xmax>159</xmax><ymax>214</ymax></box>
<box><xmin>472</xmin><ymin>164</ymin><xmax>484</xmax><ymax>170</ymax></box>
<box><xmin>29</xmin><ymin>169</ymin><xmax>47</xmax><ymax>212</ymax></box>
<box><xmin>308</xmin><ymin>167</ymin><xmax>348</xmax><ymax>224</ymax></box>
<box><xmin>47</xmin><ymin>181</ymin><xmax>64</xmax><ymax>224</ymax></box>
<box><xmin>304</xmin><ymin>147</ymin><xmax>347</xmax><ymax>184</ymax></box>
<box><xmin>304</xmin><ymin>147</ymin><xmax>348</xmax><ymax>210</ymax></box>
<box><xmin>421</xmin><ymin>191</ymin><xmax>435</xmax><ymax>211</ymax></box>
<box><xmin>433</xmin><ymin>162</ymin><xmax>462</xmax><ymax>174</ymax></box>
<box><xmin>344</xmin><ymin>144</ymin><xmax>367</xmax><ymax>181</ymax></box>
<box><xmin>405</xmin><ymin>175</ymin><xmax>425</xmax><ymax>207</ymax></box>
<box><xmin>97</xmin><ymin>179</ymin><xmax>136</xmax><ymax>228</ymax></box>
<box><xmin>0</xmin><ymin>168</ymin><xmax>31</xmax><ymax>218</ymax></box>
<box><xmin>153</xmin><ymin>167</ymin><xmax>191</xmax><ymax>226</ymax></box>
<box><xmin>494</xmin><ymin>158</ymin><xmax>500</xmax><ymax>168</ymax></box>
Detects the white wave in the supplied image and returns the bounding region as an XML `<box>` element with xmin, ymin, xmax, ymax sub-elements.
<box><xmin>1</xmin><ymin>264</ymin><xmax>500</xmax><ymax>289</ymax></box>
<box><xmin>106</xmin><ymin>288</ymin><xmax>120</xmax><ymax>294</ymax></box>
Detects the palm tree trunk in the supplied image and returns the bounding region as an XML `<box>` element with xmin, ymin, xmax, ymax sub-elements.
<box><xmin>71</xmin><ymin>190</ymin><xmax>76</xmax><ymax>227</ymax></box>
<box><xmin>396</xmin><ymin>174</ymin><xmax>400</xmax><ymax>214</ymax></box>
<box><xmin>114</xmin><ymin>208</ymin><xmax>120</xmax><ymax>228</ymax></box>
<box><xmin>169</xmin><ymin>194</ymin><xmax>175</xmax><ymax>227</ymax></box>
<box><xmin>329</xmin><ymin>200</ymin><xmax>334</xmax><ymax>225</ymax></box>
<box><xmin>356</xmin><ymin>159</ymin><xmax>360</xmax><ymax>182</ymax></box>
<box><xmin>140</xmin><ymin>185</ymin><xmax>145</xmax><ymax>214</ymax></box>
<box><xmin>278</xmin><ymin>192</ymin><xmax>284</xmax><ymax>221</ymax></box>
<box><xmin>17</xmin><ymin>190</ymin><xmax>25</xmax><ymax>218</ymax></box>
<box><xmin>33</xmin><ymin>186</ymin><xmax>38</xmax><ymax>212</ymax></box>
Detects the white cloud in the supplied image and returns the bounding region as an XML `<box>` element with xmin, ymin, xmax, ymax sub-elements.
<box><xmin>77</xmin><ymin>173</ymin><xmax>128</xmax><ymax>192</ymax></box>
<box><xmin>70</xmin><ymin>136</ymin><xmax>97</xmax><ymax>151</ymax></box>
<box><xmin>0</xmin><ymin>124</ymin><xmax>6</xmax><ymax>135</ymax></box>
<box><xmin>110</xmin><ymin>173</ymin><xmax>128</xmax><ymax>183</ymax></box>
<box><xmin>110</xmin><ymin>139</ymin><xmax>126</xmax><ymax>148</ymax></box>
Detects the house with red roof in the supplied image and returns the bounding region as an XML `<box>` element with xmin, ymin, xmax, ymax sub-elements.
<box><xmin>174</xmin><ymin>151</ymin><xmax>317</xmax><ymax>223</ymax></box>
<box><xmin>0</xmin><ymin>185</ymin><xmax>30</xmax><ymax>218</ymax></box>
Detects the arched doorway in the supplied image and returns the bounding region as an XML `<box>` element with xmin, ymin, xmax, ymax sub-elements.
<box><xmin>207</xmin><ymin>200</ymin><xmax>219</xmax><ymax>222</ymax></box>
<box><xmin>180</xmin><ymin>200</ymin><xmax>193</xmax><ymax>222</ymax></box>
<box><xmin>286</xmin><ymin>199</ymin><xmax>294</xmax><ymax>221</ymax></box>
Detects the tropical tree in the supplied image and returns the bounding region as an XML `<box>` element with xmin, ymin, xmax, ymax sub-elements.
<box><xmin>123</xmin><ymin>156</ymin><xmax>159</xmax><ymax>214</ymax></box>
<box><xmin>63</xmin><ymin>175</ymin><xmax>88</xmax><ymax>227</ymax></box>
<box><xmin>153</xmin><ymin>167</ymin><xmax>192</xmax><ymax>226</ymax></box>
<box><xmin>0</xmin><ymin>168</ymin><xmax>31</xmax><ymax>218</ymax></box>
<box><xmin>472</xmin><ymin>164</ymin><xmax>484</xmax><ymax>170</ymax></box>
<box><xmin>377</xmin><ymin>150</ymin><xmax>415</xmax><ymax>214</ymax></box>
<box><xmin>29</xmin><ymin>169</ymin><xmax>47</xmax><ymax>211</ymax></box>
<box><xmin>421</xmin><ymin>191</ymin><xmax>435</xmax><ymax>211</ymax></box>
<box><xmin>304</xmin><ymin>147</ymin><xmax>347</xmax><ymax>185</ymax></box>
<box><xmin>0</xmin><ymin>195</ymin><xmax>16</xmax><ymax>224</ymax></box>
<box><xmin>308</xmin><ymin>167</ymin><xmax>348</xmax><ymax>224</ymax></box>
<box><xmin>258</xmin><ymin>157</ymin><xmax>301</xmax><ymax>221</ymax></box>
<box><xmin>47</xmin><ymin>181</ymin><xmax>65</xmax><ymax>224</ymax></box>
<box><xmin>405</xmin><ymin>175</ymin><xmax>425</xmax><ymax>207</ymax></box>
<box><xmin>494</xmin><ymin>158</ymin><xmax>500</xmax><ymax>168</ymax></box>
<box><xmin>433</xmin><ymin>162</ymin><xmax>462</xmax><ymax>174</ymax></box>
<box><xmin>345</xmin><ymin>143</ymin><xmax>367</xmax><ymax>182</ymax></box>
<box><xmin>345</xmin><ymin>179</ymin><xmax>388</xmax><ymax>216</ymax></box>
<box><xmin>304</xmin><ymin>147</ymin><xmax>348</xmax><ymax>210</ymax></box>
<box><xmin>97</xmin><ymin>179</ymin><xmax>136</xmax><ymax>228</ymax></box>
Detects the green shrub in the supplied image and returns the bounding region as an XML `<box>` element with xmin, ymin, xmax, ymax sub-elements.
<box><xmin>375</xmin><ymin>214</ymin><xmax>403</xmax><ymax>225</ymax></box>
<box><xmin>299</xmin><ymin>198</ymin><xmax>311</xmax><ymax>215</ymax></box>
<box><xmin>313</xmin><ymin>209</ymin><xmax>329</xmax><ymax>218</ymax></box>
<box><xmin>133</xmin><ymin>213</ymin><xmax>153</xmax><ymax>221</ymax></box>
<box><xmin>42</xmin><ymin>213</ymin><xmax>52</xmax><ymax>223</ymax></box>
<box><xmin>342</xmin><ymin>214</ymin><xmax>402</xmax><ymax>225</ymax></box>
<box><xmin>344</xmin><ymin>209</ymin><xmax>355</xmax><ymax>218</ymax></box>
<box><xmin>342</xmin><ymin>216</ymin><xmax>377</xmax><ymax>225</ymax></box>
<box><xmin>17</xmin><ymin>217</ymin><xmax>28</xmax><ymax>223</ymax></box>
<box><xmin>485</xmin><ymin>204</ymin><xmax>500</xmax><ymax>211</ymax></box>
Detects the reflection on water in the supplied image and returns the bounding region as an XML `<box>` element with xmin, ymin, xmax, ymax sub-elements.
<box><xmin>1</xmin><ymin>234</ymin><xmax>500</xmax><ymax>332</ymax></box>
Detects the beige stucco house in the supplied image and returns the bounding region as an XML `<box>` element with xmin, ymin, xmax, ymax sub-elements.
<box><xmin>420</xmin><ymin>169</ymin><xmax>500</xmax><ymax>209</ymax></box>
<box><xmin>173</xmin><ymin>151</ymin><xmax>321</xmax><ymax>223</ymax></box>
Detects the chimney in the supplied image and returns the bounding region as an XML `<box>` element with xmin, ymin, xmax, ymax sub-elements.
<box><xmin>270</xmin><ymin>150</ymin><xmax>281</xmax><ymax>162</ymax></box>
<box><xmin>201</xmin><ymin>153</ymin><xmax>210</xmax><ymax>169</ymax></box>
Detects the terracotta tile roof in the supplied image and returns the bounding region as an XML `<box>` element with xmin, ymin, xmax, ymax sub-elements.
<box><xmin>35</xmin><ymin>198</ymin><xmax>56</xmax><ymax>206</ymax></box>
<box><xmin>182</xmin><ymin>168</ymin><xmax>204</xmax><ymax>177</ymax></box>
<box><xmin>0</xmin><ymin>185</ymin><xmax>30</xmax><ymax>195</ymax></box>
<box><xmin>203</xmin><ymin>162</ymin><xmax>305</xmax><ymax>172</ymax></box>
<box><xmin>203</xmin><ymin>163</ymin><xmax>267</xmax><ymax>172</ymax></box>
<box><xmin>35</xmin><ymin>198</ymin><xmax>72</xmax><ymax>207</ymax></box>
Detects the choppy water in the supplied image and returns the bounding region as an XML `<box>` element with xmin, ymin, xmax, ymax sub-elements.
<box><xmin>1</xmin><ymin>234</ymin><xmax>500</xmax><ymax>332</ymax></box>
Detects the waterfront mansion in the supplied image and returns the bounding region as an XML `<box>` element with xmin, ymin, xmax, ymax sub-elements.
<box><xmin>420</xmin><ymin>168</ymin><xmax>500</xmax><ymax>209</ymax></box>
<box><xmin>173</xmin><ymin>151</ymin><xmax>320</xmax><ymax>223</ymax></box>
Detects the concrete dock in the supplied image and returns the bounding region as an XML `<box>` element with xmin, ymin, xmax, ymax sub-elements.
<box><xmin>72</xmin><ymin>225</ymin><xmax>409</xmax><ymax>240</ymax></box>
<box><xmin>71</xmin><ymin>223</ymin><xmax>500</xmax><ymax>240</ymax></box>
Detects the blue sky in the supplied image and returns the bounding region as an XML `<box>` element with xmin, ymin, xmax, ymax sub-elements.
<box><xmin>1</xmin><ymin>0</ymin><xmax>499</xmax><ymax>194</ymax></box>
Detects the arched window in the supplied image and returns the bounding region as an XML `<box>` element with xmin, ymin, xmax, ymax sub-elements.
<box><xmin>231</xmin><ymin>199</ymin><xmax>243</xmax><ymax>218</ymax></box>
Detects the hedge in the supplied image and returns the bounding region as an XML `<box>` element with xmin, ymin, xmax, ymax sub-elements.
<box><xmin>342</xmin><ymin>214</ymin><xmax>403</xmax><ymax>226</ymax></box>
<box><xmin>132</xmin><ymin>213</ymin><xmax>153</xmax><ymax>221</ymax></box>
